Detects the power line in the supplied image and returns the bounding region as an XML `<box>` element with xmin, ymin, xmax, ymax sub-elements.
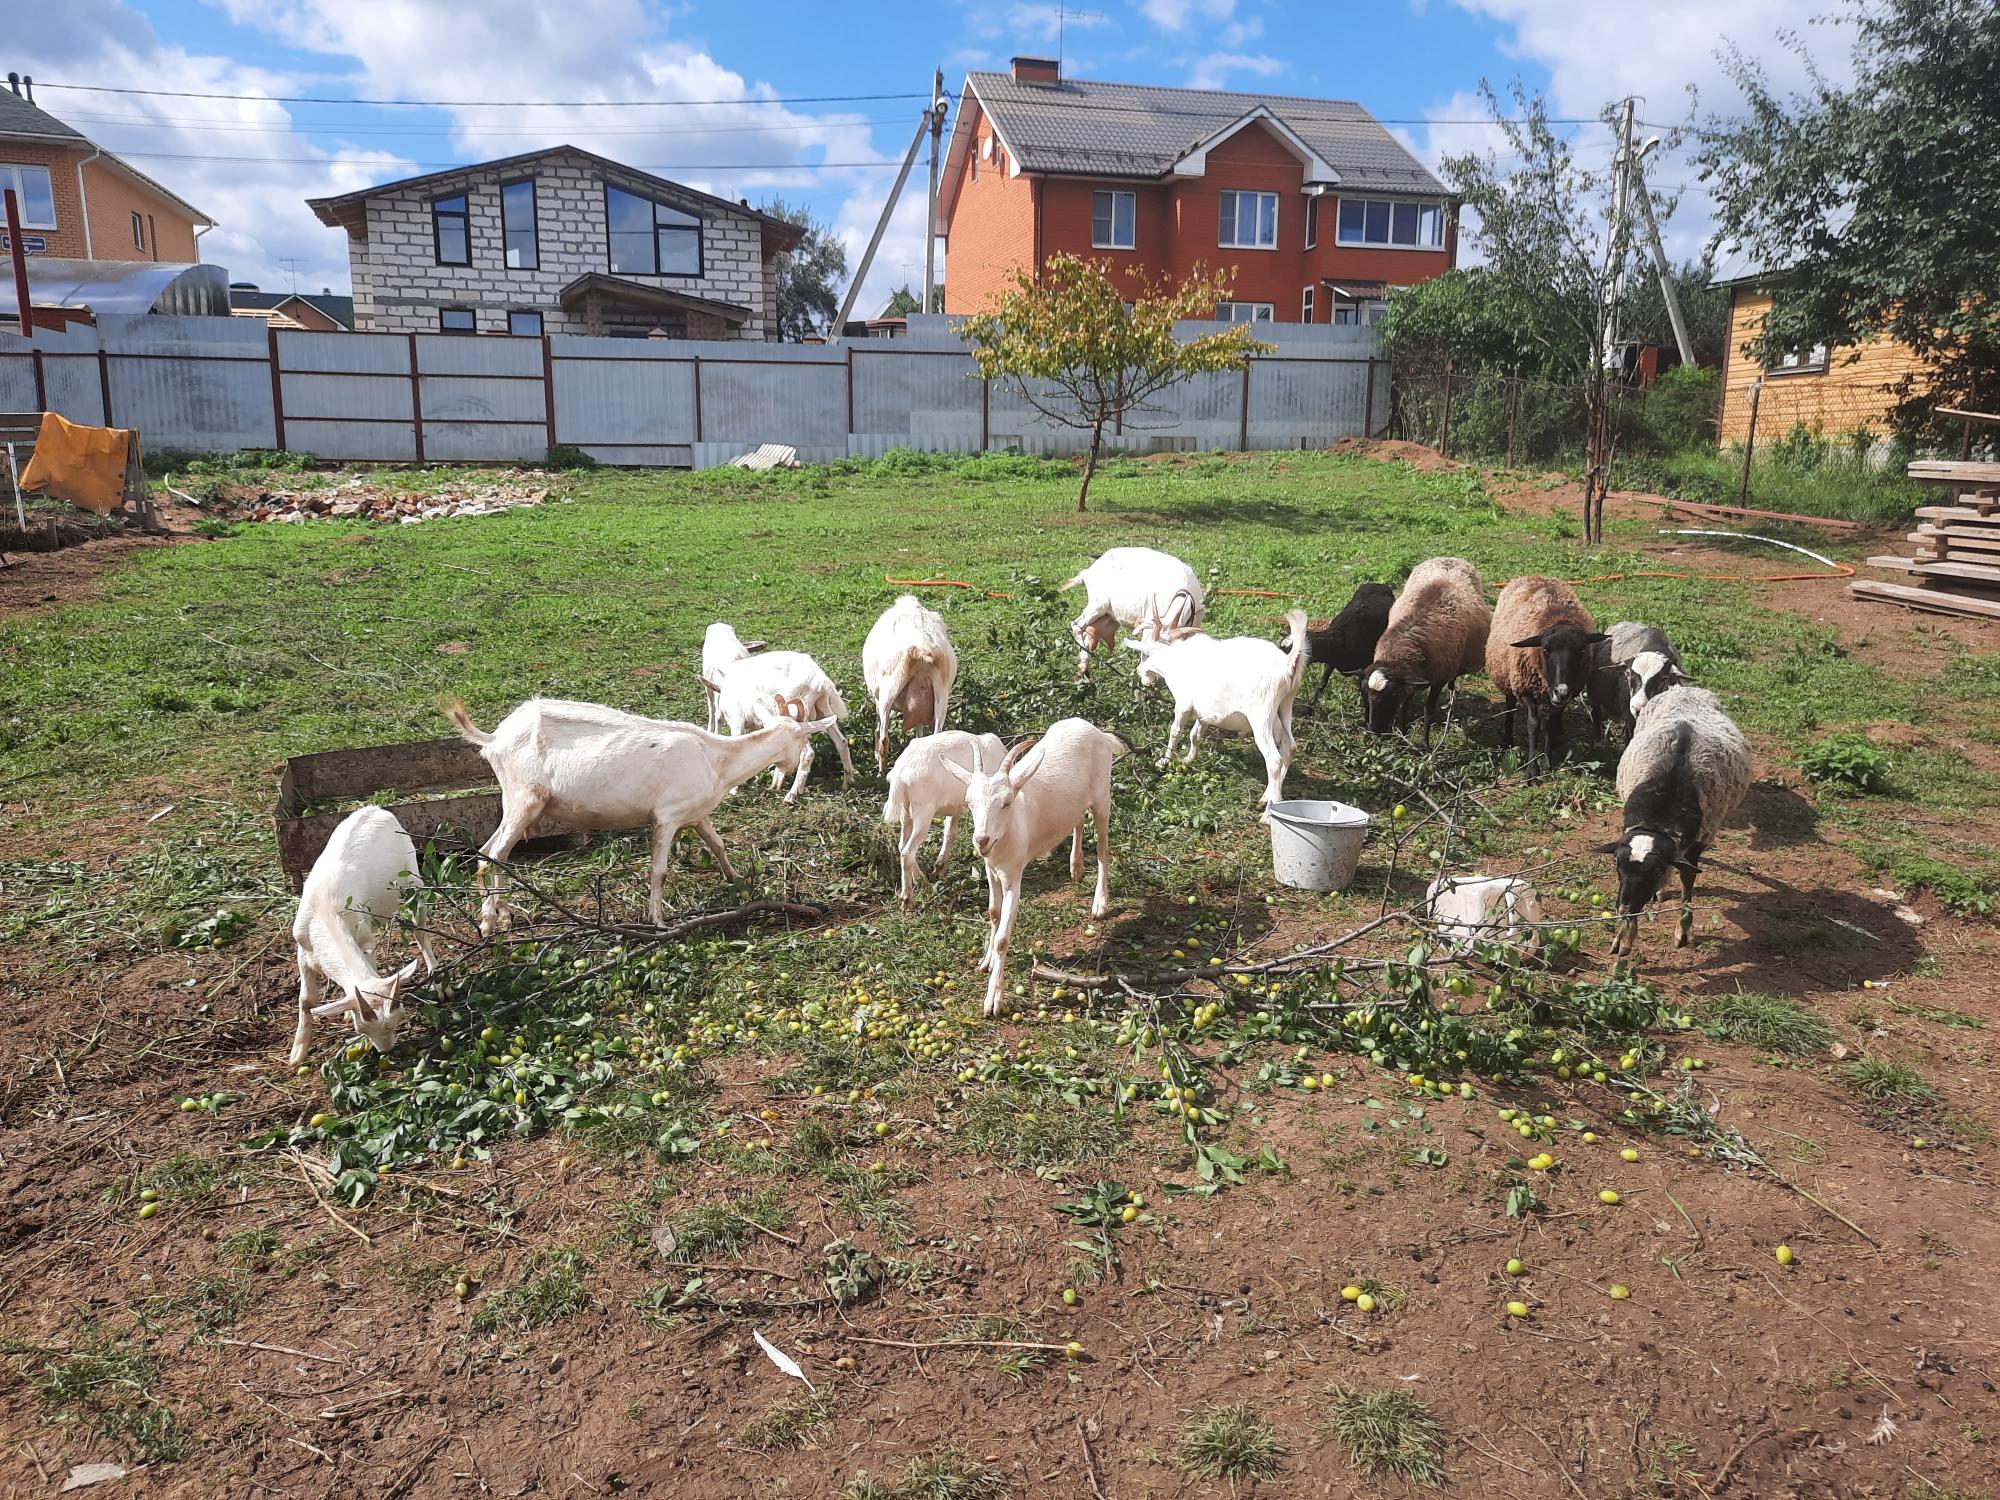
<box><xmin>35</xmin><ymin>81</ymin><xmax>932</xmax><ymax>108</ymax></box>
<box><xmin>51</xmin><ymin>110</ymin><xmax>910</xmax><ymax>139</ymax></box>
<box><xmin>110</xmin><ymin>149</ymin><xmax>907</xmax><ymax>170</ymax></box>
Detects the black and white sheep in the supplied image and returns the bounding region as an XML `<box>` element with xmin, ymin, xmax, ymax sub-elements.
<box><xmin>1602</xmin><ymin>684</ymin><xmax>1753</xmax><ymax>955</ymax></box>
<box><xmin>1361</xmin><ymin>558</ymin><xmax>1491</xmax><ymax>747</ymax></box>
<box><xmin>1281</xmin><ymin>581</ymin><xmax>1395</xmax><ymax>710</ymax></box>
<box><xmin>1486</xmin><ymin>576</ymin><xmax>1606</xmax><ymax>766</ymax></box>
<box><xmin>1586</xmin><ymin>622</ymin><xmax>1686</xmax><ymax>741</ymax></box>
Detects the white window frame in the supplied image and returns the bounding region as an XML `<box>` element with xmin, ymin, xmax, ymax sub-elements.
<box><xmin>1216</xmin><ymin>301</ymin><xmax>1274</xmax><ymax>323</ymax></box>
<box><xmin>1335</xmin><ymin>196</ymin><xmax>1447</xmax><ymax>250</ymax></box>
<box><xmin>1301</xmin><ymin>285</ymin><xmax>1315</xmax><ymax>324</ymax></box>
<box><xmin>1769</xmin><ymin>342</ymin><xmax>1829</xmax><ymax>375</ymax></box>
<box><xmin>0</xmin><ymin>164</ymin><xmax>57</xmax><ymax>230</ymax></box>
<box><xmin>1304</xmin><ymin>194</ymin><xmax>1319</xmax><ymax>249</ymax></box>
<box><xmin>1218</xmin><ymin>190</ymin><xmax>1278</xmax><ymax>250</ymax></box>
<box><xmin>1091</xmin><ymin>190</ymin><xmax>1136</xmax><ymax>250</ymax></box>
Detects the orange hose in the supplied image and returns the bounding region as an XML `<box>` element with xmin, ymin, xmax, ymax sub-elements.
<box><xmin>887</xmin><ymin>575</ymin><xmax>1014</xmax><ymax>599</ymax></box>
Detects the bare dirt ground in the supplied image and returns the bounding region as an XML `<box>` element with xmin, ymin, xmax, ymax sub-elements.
<box><xmin>3</xmin><ymin>454</ymin><xmax>1998</xmax><ymax>1499</ymax></box>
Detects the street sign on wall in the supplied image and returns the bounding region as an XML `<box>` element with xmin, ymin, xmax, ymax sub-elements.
<box><xmin>0</xmin><ymin>233</ymin><xmax>47</xmax><ymax>254</ymax></box>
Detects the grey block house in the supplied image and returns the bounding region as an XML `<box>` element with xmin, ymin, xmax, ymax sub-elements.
<box><xmin>308</xmin><ymin>147</ymin><xmax>802</xmax><ymax>339</ymax></box>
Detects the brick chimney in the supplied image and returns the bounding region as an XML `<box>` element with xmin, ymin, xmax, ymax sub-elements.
<box><xmin>1011</xmin><ymin>56</ymin><xmax>1060</xmax><ymax>86</ymax></box>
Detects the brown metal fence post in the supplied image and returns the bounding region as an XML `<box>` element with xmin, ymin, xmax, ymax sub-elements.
<box><xmin>407</xmin><ymin>333</ymin><xmax>424</xmax><ymax>464</ymax></box>
<box><xmin>845</xmin><ymin>344</ymin><xmax>854</xmax><ymax>435</ymax></box>
<box><xmin>541</xmin><ymin>334</ymin><xmax>556</xmax><ymax>452</ymax></box>
<box><xmin>980</xmin><ymin>376</ymin><xmax>990</xmax><ymax>451</ymax></box>
<box><xmin>1239</xmin><ymin>360</ymin><xmax>1252</xmax><ymax>451</ymax></box>
<box><xmin>1438</xmin><ymin>363</ymin><xmax>1455</xmax><ymax>458</ymax></box>
<box><xmin>692</xmin><ymin>354</ymin><xmax>704</xmax><ymax>443</ymax></box>
<box><xmin>267</xmin><ymin>324</ymin><xmax>287</xmax><ymax>452</ymax></box>
<box><xmin>1505</xmin><ymin>376</ymin><xmax>1520</xmax><ymax>468</ymax></box>
<box><xmin>30</xmin><ymin>347</ymin><xmax>45</xmax><ymax>410</ymax></box>
<box><xmin>1363</xmin><ymin>359</ymin><xmax>1376</xmax><ymax>438</ymax></box>
<box><xmin>1738</xmin><ymin>379</ymin><xmax>1762</xmax><ymax>505</ymax></box>
<box><xmin>97</xmin><ymin>347</ymin><xmax>113</xmax><ymax>425</ymax></box>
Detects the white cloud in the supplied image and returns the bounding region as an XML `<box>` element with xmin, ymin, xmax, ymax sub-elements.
<box><xmin>1137</xmin><ymin>0</ymin><xmax>1238</xmax><ymax>31</ymax></box>
<box><xmin>1185</xmin><ymin>53</ymin><xmax>1284</xmax><ymax>90</ymax></box>
<box><xmin>1220</xmin><ymin>17</ymin><xmax>1264</xmax><ymax>47</ymax></box>
<box><xmin>1000</xmin><ymin>3</ymin><xmax>1112</xmax><ymax>46</ymax></box>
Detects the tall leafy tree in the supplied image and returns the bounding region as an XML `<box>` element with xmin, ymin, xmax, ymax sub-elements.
<box><xmin>1620</xmin><ymin>259</ymin><xmax>1730</xmax><ymax>369</ymax></box>
<box><xmin>1699</xmin><ymin>0</ymin><xmax>2000</xmax><ymax>431</ymax></box>
<box><xmin>760</xmin><ymin>198</ymin><xmax>848</xmax><ymax>342</ymax></box>
<box><xmin>962</xmin><ymin>256</ymin><xmax>1268</xmax><ymax>511</ymax></box>
<box><xmin>879</xmin><ymin>284</ymin><xmax>944</xmax><ymax>318</ymax></box>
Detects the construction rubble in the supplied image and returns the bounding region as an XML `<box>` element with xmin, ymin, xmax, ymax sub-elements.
<box><xmin>187</xmin><ymin>471</ymin><xmax>555</xmax><ymax>526</ymax></box>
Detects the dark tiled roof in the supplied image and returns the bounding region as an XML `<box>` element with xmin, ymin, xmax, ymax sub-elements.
<box><xmin>964</xmin><ymin>73</ymin><xmax>1445</xmax><ymax>193</ymax></box>
<box><xmin>0</xmin><ymin>86</ymin><xmax>85</xmax><ymax>142</ymax></box>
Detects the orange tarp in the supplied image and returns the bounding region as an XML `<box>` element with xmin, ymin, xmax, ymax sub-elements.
<box><xmin>19</xmin><ymin>412</ymin><xmax>134</xmax><ymax>515</ymax></box>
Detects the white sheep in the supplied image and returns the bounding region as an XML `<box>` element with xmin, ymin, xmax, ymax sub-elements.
<box><xmin>1124</xmin><ymin>606</ymin><xmax>1310</xmax><ymax>810</ymax></box>
<box><xmin>1424</xmin><ymin>873</ymin><xmax>1545</xmax><ymax>954</ymax></box>
<box><xmin>882</xmin><ymin>728</ymin><xmax>1007</xmax><ymax>903</ymax></box>
<box><xmin>705</xmin><ymin>648</ymin><xmax>857</xmax><ymax>802</ymax></box>
<box><xmin>944</xmin><ymin>719</ymin><xmax>1128</xmax><ymax>1016</ymax></box>
<box><xmin>447</xmin><ymin>695</ymin><xmax>836</xmax><ymax>931</ymax></box>
<box><xmin>1062</xmin><ymin>547</ymin><xmax>1204</xmax><ymax>677</ymax></box>
<box><xmin>290</xmin><ymin>805</ymin><xmax>439</xmax><ymax>1066</ymax></box>
<box><xmin>700</xmin><ymin>622</ymin><xmax>763</xmax><ymax>734</ymax></box>
<box><xmin>1604</xmin><ymin>684</ymin><xmax>1753</xmax><ymax>955</ymax></box>
<box><xmin>862</xmin><ymin>594</ymin><xmax>958</xmax><ymax>772</ymax></box>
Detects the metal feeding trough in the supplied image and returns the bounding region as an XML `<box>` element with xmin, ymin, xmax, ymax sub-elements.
<box><xmin>274</xmin><ymin>736</ymin><xmax>578</xmax><ymax>893</ymax></box>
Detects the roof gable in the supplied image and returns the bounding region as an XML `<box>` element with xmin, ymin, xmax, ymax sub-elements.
<box><xmin>1171</xmin><ymin>108</ymin><xmax>1338</xmax><ymax>185</ymax></box>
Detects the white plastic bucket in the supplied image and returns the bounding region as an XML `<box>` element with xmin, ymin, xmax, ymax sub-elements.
<box><xmin>1267</xmin><ymin>799</ymin><xmax>1372</xmax><ymax>891</ymax></box>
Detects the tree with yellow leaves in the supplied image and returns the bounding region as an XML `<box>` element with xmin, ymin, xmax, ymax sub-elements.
<box><xmin>961</xmin><ymin>255</ymin><xmax>1271</xmax><ymax>512</ymax></box>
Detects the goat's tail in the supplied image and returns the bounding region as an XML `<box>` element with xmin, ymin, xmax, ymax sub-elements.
<box><xmin>1105</xmin><ymin>731</ymin><xmax>1132</xmax><ymax>761</ymax></box>
<box><xmin>882</xmin><ymin>774</ymin><xmax>907</xmax><ymax>828</ymax></box>
<box><xmin>1282</xmin><ymin>608</ymin><xmax>1311</xmax><ymax>694</ymax></box>
<box><xmin>444</xmin><ymin>698</ymin><xmax>493</xmax><ymax>746</ymax></box>
<box><xmin>1060</xmin><ymin>568</ymin><xmax>1088</xmax><ymax>592</ymax></box>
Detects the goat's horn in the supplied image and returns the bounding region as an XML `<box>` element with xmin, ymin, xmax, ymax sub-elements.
<box><xmin>1000</xmin><ymin>736</ymin><xmax>1038</xmax><ymax>772</ymax></box>
<box><xmin>771</xmin><ymin>692</ymin><xmax>786</xmax><ymax>711</ymax></box>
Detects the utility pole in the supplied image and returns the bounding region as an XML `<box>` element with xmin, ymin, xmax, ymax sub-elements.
<box><xmin>833</xmin><ymin>92</ymin><xmax>943</xmax><ymax>334</ymax></box>
<box><xmin>1633</xmin><ymin>168</ymin><xmax>1695</xmax><ymax>367</ymax></box>
<box><xmin>1600</xmin><ymin>97</ymin><xmax>1637</xmax><ymax>360</ymax></box>
<box><xmin>923</xmin><ymin>68</ymin><xmax>944</xmax><ymax>316</ymax></box>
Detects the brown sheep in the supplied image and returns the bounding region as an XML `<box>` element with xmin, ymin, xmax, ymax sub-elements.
<box><xmin>1485</xmin><ymin>576</ymin><xmax>1606</xmax><ymax>767</ymax></box>
<box><xmin>1361</xmin><ymin>558</ymin><xmax>1491</xmax><ymax>747</ymax></box>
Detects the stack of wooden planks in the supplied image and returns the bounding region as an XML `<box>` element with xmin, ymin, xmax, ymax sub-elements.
<box><xmin>1854</xmin><ymin>453</ymin><xmax>2000</xmax><ymax>620</ymax></box>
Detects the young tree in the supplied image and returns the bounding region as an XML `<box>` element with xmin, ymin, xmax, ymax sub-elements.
<box><xmin>1442</xmin><ymin>82</ymin><xmax>1685</xmax><ymax>542</ymax></box>
<box><xmin>760</xmin><ymin>198</ymin><xmax>849</xmax><ymax>342</ymax></box>
<box><xmin>879</xmin><ymin>284</ymin><xmax>944</xmax><ymax>318</ymax></box>
<box><xmin>961</xmin><ymin>256</ymin><xmax>1269</xmax><ymax>511</ymax></box>
<box><xmin>1699</xmin><ymin>0</ymin><xmax>2000</xmax><ymax>433</ymax></box>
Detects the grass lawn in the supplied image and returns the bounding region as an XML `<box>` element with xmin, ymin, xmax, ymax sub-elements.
<box><xmin>3</xmin><ymin>447</ymin><xmax>1999</xmax><ymax>1497</ymax></box>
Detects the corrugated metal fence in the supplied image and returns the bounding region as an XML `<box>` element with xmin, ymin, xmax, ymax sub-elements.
<box><xmin>0</xmin><ymin>314</ymin><xmax>1387</xmax><ymax>468</ymax></box>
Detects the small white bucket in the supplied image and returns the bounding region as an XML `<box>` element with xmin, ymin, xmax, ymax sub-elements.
<box><xmin>1267</xmin><ymin>799</ymin><xmax>1372</xmax><ymax>891</ymax></box>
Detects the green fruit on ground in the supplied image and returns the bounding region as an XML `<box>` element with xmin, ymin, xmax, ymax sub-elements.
<box><xmin>138</xmin><ymin>1202</ymin><xmax>159</xmax><ymax>1219</ymax></box>
<box><xmin>1505</xmin><ymin>1258</ymin><xmax>1524</xmax><ymax>1276</ymax></box>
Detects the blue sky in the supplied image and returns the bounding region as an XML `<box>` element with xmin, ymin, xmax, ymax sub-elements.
<box><xmin>19</xmin><ymin>0</ymin><xmax>1839</xmax><ymax>313</ymax></box>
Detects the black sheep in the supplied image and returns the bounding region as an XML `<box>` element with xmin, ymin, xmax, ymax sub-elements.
<box><xmin>1281</xmin><ymin>582</ymin><xmax>1395</xmax><ymax>709</ymax></box>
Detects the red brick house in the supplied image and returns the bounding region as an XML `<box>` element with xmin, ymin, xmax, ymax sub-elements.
<box><xmin>942</xmin><ymin>58</ymin><xmax>1455</xmax><ymax>325</ymax></box>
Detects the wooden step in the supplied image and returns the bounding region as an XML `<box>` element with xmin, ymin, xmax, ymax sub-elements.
<box><xmin>1908</xmin><ymin>460</ymin><xmax>2000</xmax><ymax>485</ymax></box>
<box><xmin>1852</xmin><ymin>578</ymin><xmax>2000</xmax><ymax>619</ymax></box>
<box><xmin>1915</xmin><ymin>505</ymin><xmax>2000</xmax><ymax>527</ymax></box>
<box><xmin>1910</xmin><ymin>529</ymin><xmax>2000</xmax><ymax>556</ymax></box>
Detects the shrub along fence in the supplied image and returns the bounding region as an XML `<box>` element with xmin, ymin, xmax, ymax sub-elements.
<box><xmin>0</xmin><ymin>315</ymin><xmax>1389</xmax><ymax>469</ymax></box>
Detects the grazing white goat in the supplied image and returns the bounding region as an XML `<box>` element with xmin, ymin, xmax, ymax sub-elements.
<box><xmin>945</xmin><ymin>719</ymin><xmax>1128</xmax><ymax>1017</ymax></box>
<box><xmin>699</xmin><ymin>622</ymin><xmax>763</xmax><ymax>733</ymax></box>
<box><xmin>882</xmin><ymin>729</ymin><xmax>1007</xmax><ymax>903</ymax></box>
<box><xmin>862</xmin><ymin>594</ymin><xmax>958</xmax><ymax>771</ymax></box>
<box><xmin>290</xmin><ymin>806</ymin><xmax>438</xmax><ymax>1066</ymax></box>
<box><xmin>1124</xmin><ymin>606</ymin><xmax>1310</xmax><ymax>809</ymax></box>
<box><xmin>705</xmin><ymin>648</ymin><xmax>857</xmax><ymax>802</ymax></box>
<box><xmin>447</xmin><ymin>695</ymin><xmax>836</xmax><ymax>932</ymax></box>
<box><xmin>1062</xmin><ymin>546</ymin><xmax>1204</xmax><ymax>677</ymax></box>
<box><xmin>1424</xmin><ymin>873</ymin><xmax>1545</xmax><ymax>954</ymax></box>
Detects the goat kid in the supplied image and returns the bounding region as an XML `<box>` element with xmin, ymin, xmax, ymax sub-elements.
<box><xmin>699</xmin><ymin>622</ymin><xmax>764</xmax><ymax>734</ymax></box>
<box><xmin>862</xmin><ymin>594</ymin><xmax>957</xmax><ymax>772</ymax></box>
<box><xmin>448</xmin><ymin>695</ymin><xmax>835</xmax><ymax>932</ymax></box>
<box><xmin>882</xmin><ymin>729</ymin><xmax>1007</xmax><ymax>903</ymax></box>
<box><xmin>1126</xmin><ymin>605</ymin><xmax>1309</xmax><ymax>810</ymax></box>
<box><xmin>706</xmin><ymin>648</ymin><xmax>857</xmax><ymax>802</ymax></box>
<box><xmin>290</xmin><ymin>805</ymin><xmax>438</xmax><ymax>1066</ymax></box>
<box><xmin>945</xmin><ymin>719</ymin><xmax>1128</xmax><ymax>1017</ymax></box>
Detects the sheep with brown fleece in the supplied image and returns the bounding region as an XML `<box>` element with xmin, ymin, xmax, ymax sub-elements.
<box><xmin>1361</xmin><ymin>558</ymin><xmax>1491</xmax><ymax>747</ymax></box>
<box><xmin>1485</xmin><ymin>576</ymin><xmax>1605</xmax><ymax>768</ymax></box>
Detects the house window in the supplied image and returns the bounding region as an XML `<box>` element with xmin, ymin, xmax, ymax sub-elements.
<box><xmin>971</xmin><ymin>143</ymin><xmax>979</xmax><ymax>181</ymax></box>
<box><xmin>1219</xmin><ymin>190</ymin><xmax>1278</xmax><ymax>249</ymax></box>
<box><xmin>433</xmin><ymin>193</ymin><xmax>470</xmax><ymax>266</ymax></box>
<box><xmin>1305</xmin><ymin>195</ymin><xmax>1319</xmax><ymax>249</ymax></box>
<box><xmin>1215</xmin><ymin>301</ymin><xmax>1274</xmax><ymax>323</ymax></box>
<box><xmin>508</xmin><ymin>310</ymin><xmax>543</xmax><ymax>337</ymax></box>
<box><xmin>1769</xmin><ymin>342</ymin><xmax>1828</xmax><ymax>375</ymax></box>
<box><xmin>0</xmin><ymin>164</ymin><xmax>56</xmax><ymax>229</ymax></box>
<box><xmin>1331</xmin><ymin>296</ymin><xmax>1387</xmax><ymax>326</ymax></box>
<box><xmin>501</xmin><ymin>180</ymin><xmax>539</xmax><ymax>270</ymax></box>
<box><xmin>606</xmin><ymin>185</ymin><xmax>701</xmax><ymax>277</ymax></box>
<box><xmin>1336</xmin><ymin>197</ymin><xmax>1446</xmax><ymax>249</ymax></box>
<box><xmin>1092</xmin><ymin>190</ymin><xmax>1135</xmax><ymax>249</ymax></box>
<box><xmin>131</xmin><ymin>211</ymin><xmax>145</xmax><ymax>250</ymax></box>
<box><xmin>439</xmin><ymin>307</ymin><xmax>476</xmax><ymax>334</ymax></box>
<box><xmin>1301</xmin><ymin>285</ymin><xmax>1315</xmax><ymax>324</ymax></box>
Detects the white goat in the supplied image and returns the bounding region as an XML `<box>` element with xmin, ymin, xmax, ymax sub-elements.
<box><xmin>699</xmin><ymin>622</ymin><xmax>763</xmax><ymax>733</ymax></box>
<box><xmin>1424</xmin><ymin>874</ymin><xmax>1545</xmax><ymax>954</ymax></box>
<box><xmin>705</xmin><ymin>649</ymin><xmax>857</xmax><ymax>802</ymax></box>
<box><xmin>945</xmin><ymin>719</ymin><xmax>1128</xmax><ymax>1016</ymax></box>
<box><xmin>290</xmin><ymin>805</ymin><xmax>438</xmax><ymax>1066</ymax></box>
<box><xmin>862</xmin><ymin>594</ymin><xmax>957</xmax><ymax>772</ymax></box>
<box><xmin>1124</xmin><ymin>607</ymin><xmax>1309</xmax><ymax>809</ymax></box>
<box><xmin>1062</xmin><ymin>547</ymin><xmax>1204</xmax><ymax>677</ymax></box>
<box><xmin>882</xmin><ymin>728</ymin><xmax>1007</xmax><ymax>903</ymax></box>
<box><xmin>447</xmin><ymin>695</ymin><xmax>836</xmax><ymax>931</ymax></box>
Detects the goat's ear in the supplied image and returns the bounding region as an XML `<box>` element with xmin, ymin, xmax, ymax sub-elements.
<box><xmin>744</xmin><ymin>639</ymin><xmax>767</xmax><ymax>654</ymax></box>
<box><xmin>1589</xmin><ymin>839</ymin><xmax>1623</xmax><ymax>855</ymax></box>
<box><xmin>700</xmin><ymin>676</ymin><xmax>721</xmax><ymax>694</ymax></box>
<box><xmin>1586</xmin><ymin>632</ymin><xmax>1611</xmax><ymax>644</ymax></box>
<box><xmin>1509</xmin><ymin>633</ymin><xmax>1547</xmax><ymax>649</ymax></box>
<box><xmin>310</xmin><ymin>995</ymin><xmax>356</xmax><ymax>1018</ymax></box>
<box><xmin>388</xmin><ymin>958</ymin><xmax>422</xmax><ymax>996</ymax></box>
<box><xmin>943</xmin><ymin>757</ymin><xmax>973</xmax><ymax>784</ymax></box>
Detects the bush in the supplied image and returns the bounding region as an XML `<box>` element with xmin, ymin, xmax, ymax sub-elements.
<box><xmin>543</xmin><ymin>444</ymin><xmax>600</xmax><ymax>470</ymax></box>
<box><xmin>1799</xmin><ymin>734</ymin><xmax>1891</xmax><ymax>792</ymax></box>
<box><xmin>1639</xmin><ymin>365</ymin><xmax>1719</xmax><ymax>452</ymax></box>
